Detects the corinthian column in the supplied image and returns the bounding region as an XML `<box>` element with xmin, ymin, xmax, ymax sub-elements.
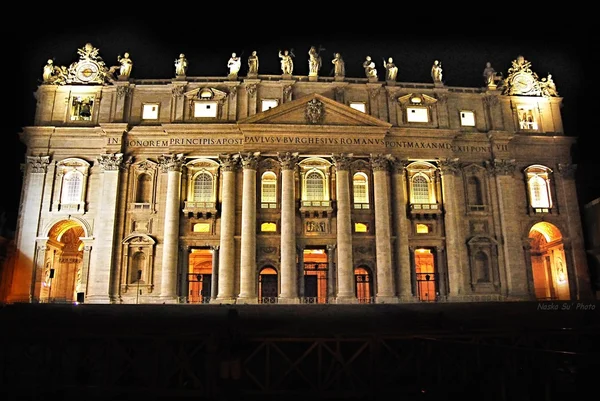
<box><xmin>438</xmin><ymin>158</ymin><xmax>465</xmax><ymax>299</ymax></box>
<box><xmin>391</xmin><ymin>158</ymin><xmax>413</xmax><ymax>301</ymax></box>
<box><xmin>9</xmin><ymin>156</ymin><xmax>50</xmax><ymax>303</ymax></box>
<box><xmin>158</xmin><ymin>153</ymin><xmax>184</xmax><ymax>303</ymax></box>
<box><xmin>278</xmin><ymin>152</ymin><xmax>299</xmax><ymax>303</ymax></box>
<box><xmin>332</xmin><ymin>153</ymin><xmax>355</xmax><ymax>303</ymax></box>
<box><xmin>87</xmin><ymin>153</ymin><xmax>124</xmax><ymax>304</ymax></box>
<box><xmin>370</xmin><ymin>154</ymin><xmax>395</xmax><ymax>303</ymax></box>
<box><xmin>216</xmin><ymin>153</ymin><xmax>239</xmax><ymax>303</ymax></box>
<box><xmin>238</xmin><ymin>152</ymin><xmax>260</xmax><ymax>303</ymax></box>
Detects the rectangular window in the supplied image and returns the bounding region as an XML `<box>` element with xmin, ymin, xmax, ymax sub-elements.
<box><xmin>518</xmin><ymin>107</ymin><xmax>538</xmax><ymax>130</ymax></box>
<box><xmin>349</xmin><ymin>102</ymin><xmax>366</xmax><ymax>113</ymax></box>
<box><xmin>407</xmin><ymin>107</ymin><xmax>429</xmax><ymax>123</ymax></box>
<box><xmin>142</xmin><ymin>103</ymin><xmax>159</xmax><ymax>120</ymax></box>
<box><xmin>460</xmin><ymin>110</ymin><xmax>475</xmax><ymax>127</ymax></box>
<box><xmin>261</xmin><ymin>99</ymin><xmax>279</xmax><ymax>111</ymax></box>
<box><xmin>194</xmin><ymin>101</ymin><xmax>218</xmax><ymax>118</ymax></box>
<box><xmin>70</xmin><ymin>95</ymin><xmax>94</xmax><ymax>121</ymax></box>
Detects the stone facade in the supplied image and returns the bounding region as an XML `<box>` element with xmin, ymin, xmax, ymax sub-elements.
<box><xmin>5</xmin><ymin>43</ymin><xmax>593</xmax><ymax>304</ymax></box>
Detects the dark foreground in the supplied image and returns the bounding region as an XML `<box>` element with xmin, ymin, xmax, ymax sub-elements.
<box><xmin>1</xmin><ymin>301</ymin><xmax>599</xmax><ymax>400</ymax></box>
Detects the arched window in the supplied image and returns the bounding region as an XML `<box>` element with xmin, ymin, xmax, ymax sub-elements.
<box><xmin>305</xmin><ymin>170</ymin><xmax>325</xmax><ymax>201</ymax></box>
<box><xmin>62</xmin><ymin>171</ymin><xmax>83</xmax><ymax>204</ymax></box>
<box><xmin>261</xmin><ymin>171</ymin><xmax>277</xmax><ymax>206</ymax></box>
<box><xmin>353</xmin><ymin>172</ymin><xmax>369</xmax><ymax>208</ymax></box>
<box><xmin>193</xmin><ymin>171</ymin><xmax>213</xmax><ymax>202</ymax></box>
<box><xmin>525</xmin><ymin>165</ymin><xmax>552</xmax><ymax>210</ymax></box>
<box><xmin>412</xmin><ymin>174</ymin><xmax>430</xmax><ymax>204</ymax></box>
<box><xmin>136</xmin><ymin>173</ymin><xmax>152</xmax><ymax>203</ymax></box>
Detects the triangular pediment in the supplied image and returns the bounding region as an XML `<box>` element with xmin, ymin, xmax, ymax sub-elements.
<box><xmin>238</xmin><ymin>93</ymin><xmax>391</xmax><ymax>128</ymax></box>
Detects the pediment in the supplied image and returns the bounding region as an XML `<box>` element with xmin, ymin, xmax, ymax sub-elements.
<box><xmin>238</xmin><ymin>93</ymin><xmax>391</xmax><ymax>128</ymax></box>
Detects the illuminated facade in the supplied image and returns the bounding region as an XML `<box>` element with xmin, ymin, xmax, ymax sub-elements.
<box><xmin>4</xmin><ymin>43</ymin><xmax>593</xmax><ymax>304</ymax></box>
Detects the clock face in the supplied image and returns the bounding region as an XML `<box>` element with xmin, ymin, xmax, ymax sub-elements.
<box><xmin>76</xmin><ymin>61</ymin><xmax>100</xmax><ymax>82</ymax></box>
<box><xmin>511</xmin><ymin>72</ymin><xmax>534</xmax><ymax>93</ymax></box>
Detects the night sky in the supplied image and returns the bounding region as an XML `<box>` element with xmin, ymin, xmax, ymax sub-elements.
<box><xmin>3</xmin><ymin>19</ymin><xmax>595</xmax><ymax>232</ymax></box>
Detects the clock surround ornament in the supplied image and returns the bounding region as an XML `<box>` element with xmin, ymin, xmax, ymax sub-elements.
<box><xmin>502</xmin><ymin>55</ymin><xmax>543</xmax><ymax>96</ymax></box>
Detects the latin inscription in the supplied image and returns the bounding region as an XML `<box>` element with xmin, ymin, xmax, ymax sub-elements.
<box><xmin>112</xmin><ymin>135</ymin><xmax>509</xmax><ymax>153</ymax></box>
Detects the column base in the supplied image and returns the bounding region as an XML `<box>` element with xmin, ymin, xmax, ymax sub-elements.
<box><xmin>375</xmin><ymin>295</ymin><xmax>399</xmax><ymax>304</ymax></box>
<box><xmin>334</xmin><ymin>76</ymin><xmax>345</xmax><ymax>82</ymax></box>
<box><xmin>334</xmin><ymin>296</ymin><xmax>358</xmax><ymax>304</ymax></box>
<box><xmin>236</xmin><ymin>296</ymin><xmax>259</xmax><ymax>305</ymax></box>
<box><xmin>308</xmin><ymin>75</ymin><xmax>318</xmax><ymax>82</ymax></box>
<box><xmin>157</xmin><ymin>296</ymin><xmax>179</xmax><ymax>304</ymax></box>
<box><xmin>277</xmin><ymin>297</ymin><xmax>300</xmax><ymax>304</ymax></box>
<box><xmin>85</xmin><ymin>295</ymin><xmax>112</xmax><ymax>304</ymax></box>
<box><xmin>213</xmin><ymin>297</ymin><xmax>236</xmax><ymax>304</ymax></box>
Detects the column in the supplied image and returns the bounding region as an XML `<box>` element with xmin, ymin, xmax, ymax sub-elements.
<box><xmin>87</xmin><ymin>153</ymin><xmax>124</xmax><ymax>304</ymax></box>
<box><xmin>370</xmin><ymin>154</ymin><xmax>395</xmax><ymax>302</ymax></box>
<box><xmin>211</xmin><ymin>245</ymin><xmax>219</xmax><ymax>300</ymax></box>
<box><xmin>557</xmin><ymin>164</ymin><xmax>593</xmax><ymax>299</ymax></box>
<box><xmin>278</xmin><ymin>152</ymin><xmax>299</xmax><ymax>303</ymax></box>
<box><xmin>180</xmin><ymin>246</ymin><xmax>190</xmax><ymax>303</ymax></box>
<box><xmin>78</xmin><ymin>239</ymin><xmax>93</xmax><ymax>301</ymax></box>
<box><xmin>216</xmin><ymin>154</ymin><xmax>238</xmax><ymax>303</ymax></box>
<box><xmin>490</xmin><ymin>159</ymin><xmax>529</xmax><ymax>299</ymax></box>
<box><xmin>327</xmin><ymin>244</ymin><xmax>337</xmax><ymax>300</ymax></box>
<box><xmin>157</xmin><ymin>153</ymin><xmax>184</xmax><ymax>303</ymax></box>
<box><xmin>238</xmin><ymin>152</ymin><xmax>260</xmax><ymax>303</ymax></box>
<box><xmin>9</xmin><ymin>156</ymin><xmax>49</xmax><ymax>303</ymax></box>
<box><xmin>332</xmin><ymin>153</ymin><xmax>355</xmax><ymax>303</ymax></box>
<box><xmin>438</xmin><ymin>158</ymin><xmax>465</xmax><ymax>299</ymax></box>
<box><xmin>391</xmin><ymin>158</ymin><xmax>413</xmax><ymax>301</ymax></box>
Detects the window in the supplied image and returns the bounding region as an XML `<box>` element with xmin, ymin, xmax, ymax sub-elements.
<box><xmin>70</xmin><ymin>95</ymin><xmax>94</xmax><ymax>121</ymax></box>
<box><xmin>525</xmin><ymin>165</ymin><xmax>552</xmax><ymax>210</ymax></box>
<box><xmin>305</xmin><ymin>171</ymin><xmax>325</xmax><ymax>201</ymax></box>
<box><xmin>261</xmin><ymin>222</ymin><xmax>277</xmax><ymax>232</ymax></box>
<box><xmin>193</xmin><ymin>172</ymin><xmax>214</xmax><ymax>202</ymax></box>
<box><xmin>193</xmin><ymin>223</ymin><xmax>211</xmax><ymax>233</ymax></box>
<box><xmin>261</xmin><ymin>171</ymin><xmax>277</xmax><ymax>208</ymax></box>
<box><xmin>460</xmin><ymin>110</ymin><xmax>475</xmax><ymax>127</ymax></box>
<box><xmin>354</xmin><ymin>222</ymin><xmax>368</xmax><ymax>233</ymax></box>
<box><xmin>62</xmin><ymin>171</ymin><xmax>82</xmax><ymax>204</ymax></box>
<box><xmin>262</xmin><ymin>99</ymin><xmax>279</xmax><ymax>111</ymax></box>
<box><xmin>407</xmin><ymin>162</ymin><xmax>438</xmax><ymax>209</ymax></box>
<box><xmin>349</xmin><ymin>102</ymin><xmax>366</xmax><ymax>113</ymax></box>
<box><xmin>416</xmin><ymin>223</ymin><xmax>430</xmax><ymax>234</ymax></box>
<box><xmin>353</xmin><ymin>172</ymin><xmax>369</xmax><ymax>208</ymax></box>
<box><xmin>406</xmin><ymin>107</ymin><xmax>429</xmax><ymax>122</ymax></box>
<box><xmin>412</xmin><ymin>175</ymin><xmax>430</xmax><ymax>203</ymax></box>
<box><xmin>194</xmin><ymin>101</ymin><xmax>218</xmax><ymax>118</ymax></box>
<box><xmin>142</xmin><ymin>103</ymin><xmax>159</xmax><ymax>120</ymax></box>
<box><xmin>518</xmin><ymin>106</ymin><xmax>538</xmax><ymax>130</ymax></box>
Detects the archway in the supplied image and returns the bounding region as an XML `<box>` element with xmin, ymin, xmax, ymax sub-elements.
<box><xmin>354</xmin><ymin>266</ymin><xmax>373</xmax><ymax>303</ymax></box>
<box><xmin>258</xmin><ymin>266</ymin><xmax>278</xmax><ymax>303</ymax></box>
<box><xmin>40</xmin><ymin>220</ymin><xmax>85</xmax><ymax>302</ymax></box>
<box><xmin>529</xmin><ymin>222</ymin><xmax>570</xmax><ymax>300</ymax></box>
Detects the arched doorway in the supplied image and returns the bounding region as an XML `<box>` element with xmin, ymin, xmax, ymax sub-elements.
<box><xmin>354</xmin><ymin>266</ymin><xmax>373</xmax><ymax>303</ymax></box>
<box><xmin>187</xmin><ymin>248</ymin><xmax>213</xmax><ymax>304</ymax></box>
<box><xmin>40</xmin><ymin>220</ymin><xmax>85</xmax><ymax>303</ymax></box>
<box><xmin>258</xmin><ymin>266</ymin><xmax>278</xmax><ymax>303</ymax></box>
<box><xmin>529</xmin><ymin>222</ymin><xmax>570</xmax><ymax>300</ymax></box>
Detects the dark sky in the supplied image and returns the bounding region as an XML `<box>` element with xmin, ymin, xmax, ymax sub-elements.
<box><xmin>3</xmin><ymin>19</ymin><xmax>595</xmax><ymax>231</ymax></box>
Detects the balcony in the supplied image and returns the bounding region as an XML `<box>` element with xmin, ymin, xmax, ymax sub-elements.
<box><xmin>410</xmin><ymin>203</ymin><xmax>442</xmax><ymax>219</ymax></box>
<box><xmin>183</xmin><ymin>201</ymin><xmax>217</xmax><ymax>218</ymax></box>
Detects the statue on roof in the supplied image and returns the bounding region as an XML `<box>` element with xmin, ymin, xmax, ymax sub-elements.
<box><xmin>501</xmin><ymin>55</ymin><xmax>555</xmax><ymax>97</ymax></box>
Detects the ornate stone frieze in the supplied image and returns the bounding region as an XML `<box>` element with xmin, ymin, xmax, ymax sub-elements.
<box><xmin>369</xmin><ymin>88</ymin><xmax>380</xmax><ymax>99</ymax></box>
<box><xmin>172</xmin><ymin>86</ymin><xmax>184</xmax><ymax>98</ymax></box>
<box><xmin>486</xmin><ymin>159</ymin><xmax>516</xmax><ymax>176</ymax></box>
<box><xmin>305</xmin><ymin>98</ymin><xmax>325</xmax><ymax>124</ymax></box>
<box><xmin>158</xmin><ymin>153</ymin><xmax>185</xmax><ymax>172</ymax></box>
<box><xmin>557</xmin><ymin>163</ymin><xmax>577</xmax><ymax>179</ymax></box>
<box><xmin>331</xmin><ymin>153</ymin><xmax>353</xmax><ymax>171</ymax></box>
<box><xmin>437</xmin><ymin>158</ymin><xmax>460</xmax><ymax>175</ymax></box>
<box><xmin>277</xmin><ymin>152</ymin><xmax>299</xmax><ymax>170</ymax></box>
<box><xmin>229</xmin><ymin>86</ymin><xmax>238</xmax><ymax>98</ymax></box>
<box><xmin>283</xmin><ymin>85</ymin><xmax>293</xmax><ymax>100</ymax></box>
<box><xmin>97</xmin><ymin>153</ymin><xmax>124</xmax><ymax>171</ymax></box>
<box><xmin>240</xmin><ymin>152</ymin><xmax>261</xmax><ymax>170</ymax></box>
<box><xmin>27</xmin><ymin>155</ymin><xmax>50</xmax><ymax>173</ymax></box>
<box><xmin>246</xmin><ymin>84</ymin><xmax>257</xmax><ymax>96</ymax></box>
<box><xmin>369</xmin><ymin>154</ymin><xmax>390</xmax><ymax>172</ymax></box>
<box><xmin>116</xmin><ymin>86</ymin><xmax>131</xmax><ymax>99</ymax></box>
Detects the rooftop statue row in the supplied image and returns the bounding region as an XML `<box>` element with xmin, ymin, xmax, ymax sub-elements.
<box><xmin>41</xmin><ymin>43</ymin><xmax>559</xmax><ymax>97</ymax></box>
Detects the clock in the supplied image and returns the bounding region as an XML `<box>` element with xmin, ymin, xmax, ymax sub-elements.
<box><xmin>75</xmin><ymin>61</ymin><xmax>100</xmax><ymax>83</ymax></box>
<box><xmin>511</xmin><ymin>72</ymin><xmax>534</xmax><ymax>94</ymax></box>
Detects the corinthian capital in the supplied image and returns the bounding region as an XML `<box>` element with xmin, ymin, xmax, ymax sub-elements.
<box><xmin>369</xmin><ymin>154</ymin><xmax>390</xmax><ymax>172</ymax></box>
<box><xmin>331</xmin><ymin>153</ymin><xmax>353</xmax><ymax>171</ymax></box>
<box><xmin>27</xmin><ymin>155</ymin><xmax>50</xmax><ymax>173</ymax></box>
<box><xmin>158</xmin><ymin>153</ymin><xmax>185</xmax><ymax>172</ymax></box>
<box><xmin>240</xmin><ymin>152</ymin><xmax>261</xmax><ymax>170</ymax></box>
<box><xmin>97</xmin><ymin>153</ymin><xmax>124</xmax><ymax>171</ymax></box>
<box><xmin>390</xmin><ymin>157</ymin><xmax>409</xmax><ymax>174</ymax></box>
<box><xmin>277</xmin><ymin>151</ymin><xmax>299</xmax><ymax>170</ymax></box>
<box><xmin>437</xmin><ymin>158</ymin><xmax>460</xmax><ymax>176</ymax></box>
<box><xmin>218</xmin><ymin>153</ymin><xmax>239</xmax><ymax>172</ymax></box>
<box><xmin>486</xmin><ymin>159</ymin><xmax>516</xmax><ymax>176</ymax></box>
